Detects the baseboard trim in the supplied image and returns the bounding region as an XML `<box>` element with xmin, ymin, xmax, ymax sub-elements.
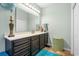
<box><xmin>64</xmin><ymin>48</ymin><xmax>70</xmax><ymax>51</ymax></box>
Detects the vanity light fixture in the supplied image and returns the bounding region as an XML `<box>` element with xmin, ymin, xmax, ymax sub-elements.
<box><xmin>23</xmin><ymin>3</ymin><xmax>40</xmax><ymax>13</ymax></box>
<box><xmin>15</xmin><ymin>3</ymin><xmax>40</xmax><ymax>16</ymax></box>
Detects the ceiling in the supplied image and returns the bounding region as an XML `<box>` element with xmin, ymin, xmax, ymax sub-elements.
<box><xmin>36</xmin><ymin>3</ymin><xmax>71</xmax><ymax>8</ymax></box>
<box><xmin>36</xmin><ymin>3</ymin><xmax>52</xmax><ymax>8</ymax></box>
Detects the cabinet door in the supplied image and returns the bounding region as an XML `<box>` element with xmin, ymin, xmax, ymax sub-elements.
<box><xmin>31</xmin><ymin>36</ymin><xmax>39</xmax><ymax>56</ymax></box>
<box><xmin>44</xmin><ymin>33</ymin><xmax>48</xmax><ymax>46</ymax></box>
<box><xmin>40</xmin><ymin>34</ymin><xmax>45</xmax><ymax>49</ymax></box>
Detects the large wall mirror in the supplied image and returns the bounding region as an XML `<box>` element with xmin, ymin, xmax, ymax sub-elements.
<box><xmin>15</xmin><ymin>4</ymin><xmax>41</xmax><ymax>33</ymax></box>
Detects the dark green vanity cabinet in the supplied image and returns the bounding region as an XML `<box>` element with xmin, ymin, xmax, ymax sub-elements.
<box><xmin>5</xmin><ymin>33</ymin><xmax>48</xmax><ymax>56</ymax></box>
<box><xmin>39</xmin><ymin>34</ymin><xmax>45</xmax><ymax>49</ymax></box>
<box><xmin>44</xmin><ymin>33</ymin><xmax>48</xmax><ymax>46</ymax></box>
<box><xmin>13</xmin><ymin>37</ymin><xmax>31</xmax><ymax>56</ymax></box>
<box><xmin>31</xmin><ymin>35</ymin><xmax>40</xmax><ymax>56</ymax></box>
<box><xmin>5</xmin><ymin>37</ymin><xmax>31</xmax><ymax>56</ymax></box>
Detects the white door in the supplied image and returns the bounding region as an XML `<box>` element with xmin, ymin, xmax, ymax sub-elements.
<box><xmin>73</xmin><ymin>3</ymin><xmax>79</xmax><ymax>55</ymax></box>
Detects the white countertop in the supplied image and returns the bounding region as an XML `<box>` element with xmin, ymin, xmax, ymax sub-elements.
<box><xmin>4</xmin><ymin>31</ymin><xmax>48</xmax><ymax>41</ymax></box>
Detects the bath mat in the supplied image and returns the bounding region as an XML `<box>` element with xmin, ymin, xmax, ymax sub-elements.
<box><xmin>0</xmin><ymin>52</ymin><xmax>8</xmax><ymax>56</ymax></box>
<box><xmin>36</xmin><ymin>49</ymin><xmax>60</xmax><ymax>56</ymax></box>
<box><xmin>0</xmin><ymin>49</ymin><xmax>60</xmax><ymax>56</ymax></box>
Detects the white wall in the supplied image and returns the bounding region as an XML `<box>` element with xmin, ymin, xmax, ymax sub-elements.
<box><xmin>41</xmin><ymin>3</ymin><xmax>71</xmax><ymax>50</ymax></box>
<box><xmin>0</xmin><ymin>7</ymin><xmax>15</xmax><ymax>52</ymax></box>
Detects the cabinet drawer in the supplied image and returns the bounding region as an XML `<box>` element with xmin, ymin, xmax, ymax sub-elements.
<box><xmin>14</xmin><ymin>42</ymin><xmax>30</xmax><ymax>52</ymax></box>
<box><xmin>14</xmin><ymin>46</ymin><xmax>30</xmax><ymax>53</ymax></box>
<box><xmin>14</xmin><ymin>48</ymin><xmax>30</xmax><ymax>56</ymax></box>
<box><xmin>25</xmin><ymin>52</ymin><xmax>30</xmax><ymax>56</ymax></box>
<box><xmin>13</xmin><ymin>38</ymin><xmax>30</xmax><ymax>46</ymax></box>
<box><xmin>13</xmin><ymin>37</ymin><xmax>30</xmax><ymax>43</ymax></box>
<box><xmin>14</xmin><ymin>45</ymin><xmax>30</xmax><ymax>53</ymax></box>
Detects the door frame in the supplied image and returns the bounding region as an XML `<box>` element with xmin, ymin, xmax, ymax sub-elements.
<box><xmin>71</xmin><ymin>3</ymin><xmax>76</xmax><ymax>55</ymax></box>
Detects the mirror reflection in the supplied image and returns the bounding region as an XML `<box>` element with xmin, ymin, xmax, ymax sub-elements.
<box><xmin>15</xmin><ymin>4</ymin><xmax>40</xmax><ymax>33</ymax></box>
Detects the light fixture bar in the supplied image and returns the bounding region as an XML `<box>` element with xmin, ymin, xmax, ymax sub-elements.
<box><xmin>15</xmin><ymin>3</ymin><xmax>40</xmax><ymax>16</ymax></box>
<box><xmin>23</xmin><ymin>3</ymin><xmax>40</xmax><ymax>13</ymax></box>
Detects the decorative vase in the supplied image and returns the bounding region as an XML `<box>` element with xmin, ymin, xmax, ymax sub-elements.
<box><xmin>8</xmin><ymin>16</ymin><xmax>14</xmax><ymax>37</ymax></box>
<box><xmin>40</xmin><ymin>26</ymin><xmax>44</xmax><ymax>32</ymax></box>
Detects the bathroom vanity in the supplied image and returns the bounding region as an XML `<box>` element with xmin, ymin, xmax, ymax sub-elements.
<box><xmin>4</xmin><ymin>32</ymin><xmax>48</xmax><ymax>56</ymax></box>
